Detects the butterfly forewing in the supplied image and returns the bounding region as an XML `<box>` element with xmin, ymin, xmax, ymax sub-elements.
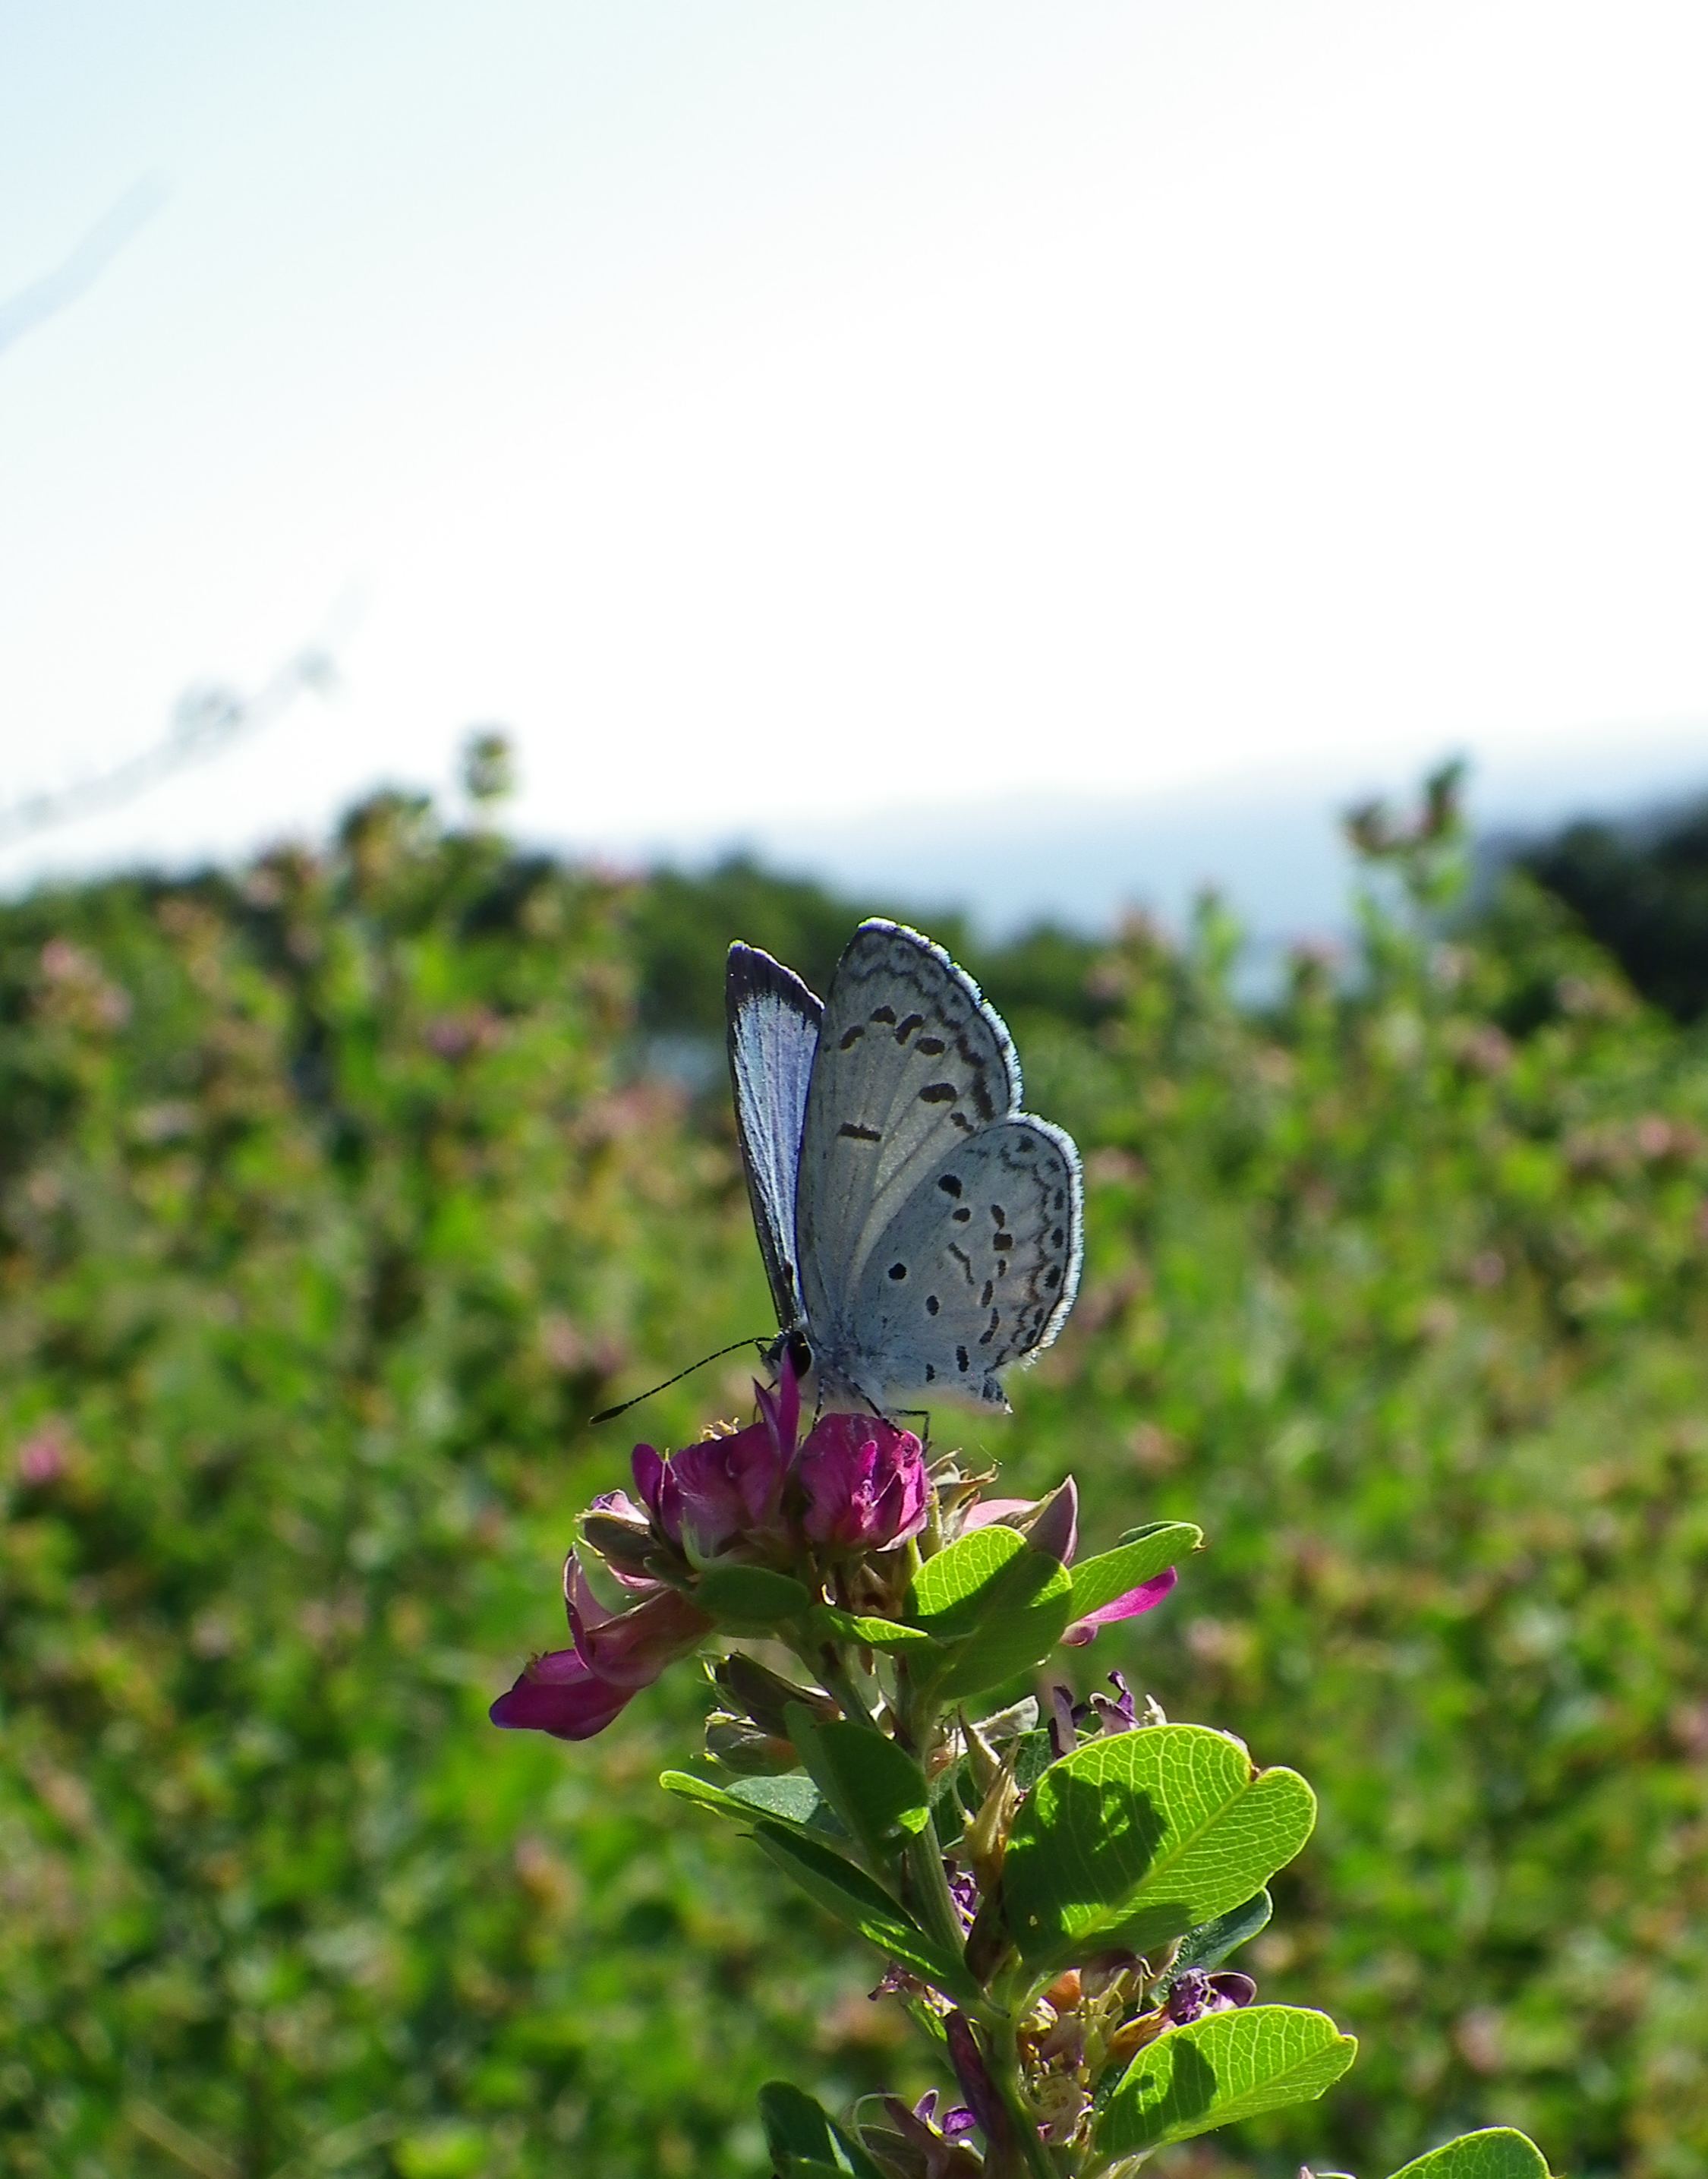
<box><xmin>726</xmin><ymin>943</ymin><xmax>823</xmax><ymax>1330</ymax></box>
<box><xmin>796</xmin><ymin>922</ymin><xmax>1019</xmax><ymax>1330</ymax></box>
<box><xmin>844</xmin><ymin>1115</ymin><xmax>1082</xmax><ymax>1408</ymax></box>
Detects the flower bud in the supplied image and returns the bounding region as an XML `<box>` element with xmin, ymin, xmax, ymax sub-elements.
<box><xmin>944</xmin><ymin>2012</ymin><xmax>1008</xmax><ymax>2150</ymax></box>
<box><xmin>711</xmin><ymin>1651</ymin><xmax>838</xmax><ymax>1737</ymax></box>
<box><xmin>704</xmin><ymin>1711</ymin><xmax>798</xmax><ymax>1775</ymax></box>
<box><xmin>580</xmin><ymin>1499</ymin><xmax>661</xmax><ymax>1580</ymax></box>
<box><xmin>1024</xmin><ymin>1475</ymin><xmax>1079</xmax><ymax>1564</ymax></box>
<box><xmin>966</xmin><ymin>1752</ymin><xmax>1019</xmax><ymax>1887</ymax></box>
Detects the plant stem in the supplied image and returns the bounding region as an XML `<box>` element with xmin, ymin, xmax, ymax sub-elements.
<box><xmin>903</xmin><ymin>1820</ymin><xmax>969</xmax><ymax>1969</ymax></box>
<box><xmin>985</xmin><ymin>2011</ymin><xmax>1060</xmax><ymax>2179</ymax></box>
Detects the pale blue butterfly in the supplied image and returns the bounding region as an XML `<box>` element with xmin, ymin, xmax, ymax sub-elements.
<box><xmin>726</xmin><ymin>919</ymin><xmax>1083</xmax><ymax>1414</ymax></box>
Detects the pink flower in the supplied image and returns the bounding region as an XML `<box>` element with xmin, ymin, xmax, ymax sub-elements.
<box><xmin>652</xmin><ymin>1353</ymin><xmax>804</xmax><ymax>1560</ymax></box>
<box><xmin>564</xmin><ymin>1556</ymin><xmax>708</xmax><ymax>1686</ymax></box>
<box><xmin>15</xmin><ymin>1422</ymin><xmax>70</xmax><ymax>1489</ymax></box>
<box><xmin>796</xmin><ymin>1412</ymin><xmax>928</xmax><ymax>1553</ymax></box>
<box><xmin>670</xmin><ymin>1419</ymin><xmax>789</xmax><ymax>1556</ymax></box>
<box><xmin>490</xmin><ymin>1550</ymin><xmax>711</xmax><ymax>1742</ymax></box>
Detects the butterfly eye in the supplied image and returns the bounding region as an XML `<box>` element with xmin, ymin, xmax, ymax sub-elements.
<box><xmin>786</xmin><ymin>1330</ymin><xmax>814</xmax><ymax>1380</ymax></box>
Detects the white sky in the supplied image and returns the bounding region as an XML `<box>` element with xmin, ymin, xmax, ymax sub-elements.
<box><xmin>2</xmin><ymin>0</ymin><xmax>1706</xmax><ymax>897</ymax></box>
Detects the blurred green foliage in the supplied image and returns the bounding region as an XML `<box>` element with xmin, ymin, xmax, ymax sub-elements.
<box><xmin>2</xmin><ymin>768</ymin><xmax>1705</xmax><ymax>2177</ymax></box>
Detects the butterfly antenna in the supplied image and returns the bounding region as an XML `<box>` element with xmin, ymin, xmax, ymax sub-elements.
<box><xmin>589</xmin><ymin>1338</ymin><xmax>769</xmax><ymax>1426</ymax></box>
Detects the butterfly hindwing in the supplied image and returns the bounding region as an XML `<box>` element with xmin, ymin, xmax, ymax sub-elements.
<box><xmin>726</xmin><ymin>942</ymin><xmax>823</xmax><ymax>1331</ymax></box>
<box><xmin>843</xmin><ymin>1115</ymin><xmax>1083</xmax><ymax>1409</ymax></box>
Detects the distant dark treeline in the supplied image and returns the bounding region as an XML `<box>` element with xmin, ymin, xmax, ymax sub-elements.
<box><xmin>632</xmin><ymin>783</ymin><xmax>1708</xmax><ymax>1039</ymax></box>
<box><xmin>1517</xmin><ymin>793</ymin><xmax>1708</xmax><ymax>1022</ymax></box>
<box><xmin>629</xmin><ymin>856</ymin><xmax>1117</xmax><ymax>1042</ymax></box>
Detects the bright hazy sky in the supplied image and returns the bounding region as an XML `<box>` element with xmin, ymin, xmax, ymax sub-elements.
<box><xmin>3</xmin><ymin>1</ymin><xmax>1706</xmax><ymax>892</ymax></box>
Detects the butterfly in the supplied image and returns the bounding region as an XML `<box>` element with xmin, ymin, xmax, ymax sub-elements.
<box><xmin>726</xmin><ymin>919</ymin><xmax>1083</xmax><ymax>1414</ymax></box>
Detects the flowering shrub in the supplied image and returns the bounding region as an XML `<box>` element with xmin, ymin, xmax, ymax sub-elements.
<box><xmin>493</xmin><ymin>1361</ymin><xmax>1552</xmax><ymax>2178</ymax></box>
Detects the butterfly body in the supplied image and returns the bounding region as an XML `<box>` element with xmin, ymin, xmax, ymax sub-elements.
<box><xmin>727</xmin><ymin>920</ymin><xmax>1082</xmax><ymax>1414</ymax></box>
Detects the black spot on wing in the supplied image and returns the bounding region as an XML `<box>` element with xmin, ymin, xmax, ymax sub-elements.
<box><xmin>919</xmin><ymin>1082</ymin><xmax>957</xmax><ymax>1104</ymax></box>
<box><xmin>838</xmin><ymin>1122</ymin><xmax>881</xmax><ymax>1143</ymax></box>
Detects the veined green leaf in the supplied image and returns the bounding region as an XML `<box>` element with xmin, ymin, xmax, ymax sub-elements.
<box><xmin>785</xmin><ymin>1707</ymin><xmax>930</xmax><ymax>1863</ymax></box>
<box><xmin>906</xmin><ymin>1525</ymin><xmax>1073</xmax><ymax>1700</ymax></box>
<box><xmin>660</xmin><ymin>1767</ymin><xmax>839</xmax><ymax>1845</ymax></box>
<box><xmin>810</xmin><ymin>1604</ymin><xmax>934</xmax><ymax>1648</ymax></box>
<box><xmin>1387</xmin><ymin>2128</ymin><xmax>1552</xmax><ymax>2179</ymax></box>
<box><xmin>1095</xmin><ymin>2004</ymin><xmax>1357</xmax><ymax>2155</ymax></box>
<box><xmin>1001</xmin><ymin>1724</ymin><xmax>1316</xmax><ymax>1971</ymax></box>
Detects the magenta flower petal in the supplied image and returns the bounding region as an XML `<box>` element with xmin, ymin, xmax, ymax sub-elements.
<box><xmin>958</xmin><ymin>1496</ymin><xmax>1036</xmax><ymax>1534</ymax></box>
<box><xmin>489</xmin><ymin>1647</ymin><xmax>632</xmax><ymax>1740</ymax></box>
<box><xmin>631</xmin><ymin>1443</ymin><xmax>683</xmax><ymax>1544</ymax></box>
<box><xmin>1063</xmin><ymin>1566</ymin><xmax>1177</xmax><ymax>1646</ymax></box>
<box><xmin>755</xmin><ymin>1347</ymin><xmax>803</xmax><ymax>1464</ymax></box>
<box><xmin>1166</xmin><ymin>1967</ymin><xmax>1257</xmax><ymax>2023</ymax></box>
<box><xmin>565</xmin><ymin>1555</ymin><xmax>709</xmax><ymax>1687</ymax></box>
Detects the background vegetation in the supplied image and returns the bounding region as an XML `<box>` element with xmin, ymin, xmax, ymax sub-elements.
<box><xmin>2</xmin><ymin>760</ymin><xmax>1704</xmax><ymax>2179</ymax></box>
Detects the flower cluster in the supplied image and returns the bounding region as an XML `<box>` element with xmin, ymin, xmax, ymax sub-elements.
<box><xmin>490</xmin><ymin>1358</ymin><xmax>931</xmax><ymax>1742</ymax></box>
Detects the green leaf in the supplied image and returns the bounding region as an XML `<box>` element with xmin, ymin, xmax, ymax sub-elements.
<box><xmin>747</xmin><ymin>1819</ymin><xmax>975</xmax><ymax>2001</ymax></box>
<box><xmin>723</xmin><ymin>1771</ymin><xmax>842</xmax><ymax>1835</ymax></box>
<box><xmin>660</xmin><ymin>1767</ymin><xmax>842</xmax><ymax>1846</ymax></box>
<box><xmin>1070</xmin><ymin>1522</ymin><xmax>1202</xmax><ymax>1619</ymax></box>
<box><xmin>810</xmin><ymin>1604</ymin><xmax>934</xmax><ymax>1649</ymax></box>
<box><xmin>694</xmin><ymin>1565</ymin><xmax>814</xmax><ymax>1631</ymax></box>
<box><xmin>1001</xmin><ymin>1724</ymin><xmax>1316</xmax><ymax>1971</ymax></box>
<box><xmin>757</xmin><ymin>2081</ymin><xmax>886</xmax><ymax>2179</ymax></box>
<box><xmin>1174</xmin><ymin>1889</ymin><xmax>1274</xmax><ymax>1971</ymax></box>
<box><xmin>906</xmin><ymin>1525</ymin><xmax>1073</xmax><ymax>1700</ymax></box>
<box><xmin>1386</xmin><ymin>2129</ymin><xmax>1552</xmax><ymax>2179</ymax></box>
<box><xmin>785</xmin><ymin>1708</ymin><xmax>931</xmax><ymax>1863</ymax></box>
<box><xmin>1095</xmin><ymin>2004</ymin><xmax>1357</xmax><ymax>2155</ymax></box>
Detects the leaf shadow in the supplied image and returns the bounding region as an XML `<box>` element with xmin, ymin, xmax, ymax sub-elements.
<box><xmin>1125</xmin><ymin>2034</ymin><xmax>1219</xmax><ymax>2133</ymax></box>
